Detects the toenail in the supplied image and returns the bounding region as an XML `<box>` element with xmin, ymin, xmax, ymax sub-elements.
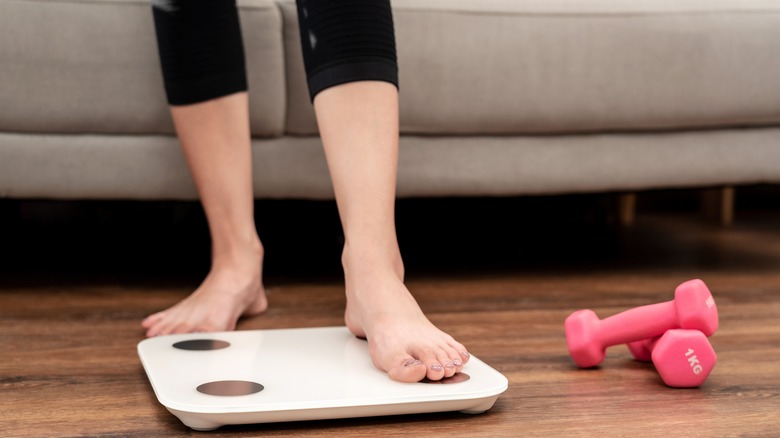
<box><xmin>404</xmin><ymin>359</ymin><xmax>423</xmax><ymax>367</ymax></box>
<box><xmin>430</xmin><ymin>364</ymin><xmax>443</xmax><ymax>372</ymax></box>
<box><xmin>444</xmin><ymin>362</ymin><xmax>454</xmax><ymax>369</ymax></box>
<box><xmin>461</xmin><ymin>351</ymin><xmax>470</xmax><ymax>358</ymax></box>
<box><xmin>453</xmin><ymin>359</ymin><xmax>463</xmax><ymax>367</ymax></box>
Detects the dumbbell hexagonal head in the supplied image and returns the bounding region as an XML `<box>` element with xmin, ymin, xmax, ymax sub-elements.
<box><xmin>564</xmin><ymin>309</ymin><xmax>603</xmax><ymax>368</ymax></box>
<box><xmin>652</xmin><ymin>329</ymin><xmax>716</xmax><ymax>388</ymax></box>
<box><xmin>672</xmin><ymin>279</ymin><xmax>718</xmax><ymax>336</ymax></box>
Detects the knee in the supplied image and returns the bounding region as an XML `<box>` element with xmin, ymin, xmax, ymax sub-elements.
<box><xmin>297</xmin><ymin>0</ymin><xmax>399</xmax><ymax>101</ymax></box>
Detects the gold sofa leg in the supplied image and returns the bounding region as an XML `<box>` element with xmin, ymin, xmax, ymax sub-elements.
<box><xmin>617</xmin><ymin>193</ymin><xmax>637</xmax><ymax>227</ymax></box>
<box><xmin>701</xmin><ymin>186</ymin><xmax>735</xmax><ymax>226</ymax></box>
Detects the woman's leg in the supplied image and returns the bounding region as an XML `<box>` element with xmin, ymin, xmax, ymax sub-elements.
<box><xmin>143</xmin><ymin>1</ymin><xmax>266</xmax><ymax>336</ymax></box>
<box><xmin>142</xmin><ymin>93</ymin><xmax>267</xmax><ymax>337</ymax></box>
<box><xmin>297</xmin><ymin>0</ymin><xmax>470</xmax><ymax>382</ymax></box>
<box><xmin>314</xmin><ymin>82</ymin><xmax>469</xmax><ymax>383</ymax></box>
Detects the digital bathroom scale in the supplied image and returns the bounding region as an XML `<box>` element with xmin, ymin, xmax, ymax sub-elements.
<box><xmin>138</xmin><ymin>326</ymin><xmax>508</xmax><ymax>431</ymax></box>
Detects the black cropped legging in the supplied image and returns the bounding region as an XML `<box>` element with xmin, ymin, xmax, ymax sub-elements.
<box><xmin>152</xmin><ymin>0</ymin><xmax>398</xmax><ymax>106</ymax></box>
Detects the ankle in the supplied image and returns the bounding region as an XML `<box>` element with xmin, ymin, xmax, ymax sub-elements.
<box><xmin>342</xmin><ymin>242</ymin><xmax>404</xmax><ymax>280</ymax></box>
<box><xmin>211</xmin><ymin>235</ymin><xmax>264</xmax><ymax>270</ymax></box>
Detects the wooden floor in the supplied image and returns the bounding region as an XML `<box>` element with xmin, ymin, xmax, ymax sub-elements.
<box><xmin>2</xmin><ymin>198</ymin><xmax>780</xmax><ymax>437</ymax></box>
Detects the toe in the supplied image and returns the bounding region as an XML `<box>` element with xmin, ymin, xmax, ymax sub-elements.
<box><xmin>449</xmin><ymin>341</ymin><xmax>470</xmax><ymax>365</ymax></box>
<box><xmin>145</xmin><ymin>323</ymin><xmax>166</xmax><ymax>338</ymax></box>
<box><xmin>437</xmin><ymin>351</ymin><xmax>457</xmax><ymax>378</ymax></box>
<box><xmin>144</xmin><ymin>316</ymin><xmax>171</xmax><ymax>337</ymax></box>
<box><xmin>386</xmin><ymin>355</ymin><xmax>427</xmax><ymax>383</ymax></box>
<box><xmin>427</xmin><ymin>362</ymin><xmax>445</xmax><ymax>380</ymax></box>
<box><xmin>451</xmin><ymin>356</ymin><xmax>464</xmax><ymax>373</ymax></box>
<box><xmin>141</xmin><ymin>312</ymin><xmax>164</xmax><ymax>329</ymax></box>
<box><xmin>438</xmin><ymin>343</ymin><xmax>465</xmax><ymax>376</ymax></box>
<box><xmin>418</xmin><ymin>349</ymin><xmax>445</xmax><ymax>381</ymax></box>
<box><xmin>149</xmin><ymin>317</ymin><xmax>180</xmax><ymax>337</ymax></box>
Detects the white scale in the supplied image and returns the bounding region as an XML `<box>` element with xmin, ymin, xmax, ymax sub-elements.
<box><xmin>138</xmin><ymin>326</ymin><xmax>508</xmax><ymax>431</ymax></box>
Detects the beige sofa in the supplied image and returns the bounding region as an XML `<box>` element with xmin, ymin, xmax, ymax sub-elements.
<box><xmin>2</xmin><ymin>0</ymin><xmax>779</xmax><ymax>201</ymax></box>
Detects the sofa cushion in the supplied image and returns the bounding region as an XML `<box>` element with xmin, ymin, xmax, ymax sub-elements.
<box><xmin>0</xmin><ymin>0</ymin><xmax>286</xmax><ymax>137</ymax></box>
<box><xmin>283</xmin><ymin>0</ymin><xmax>780</xmax><ymax>135</ymax></box>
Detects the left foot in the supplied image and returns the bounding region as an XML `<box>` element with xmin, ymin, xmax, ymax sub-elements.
<box><xmin>342</xmin><ymin>247</ymin><xmax>470</xmax><ymax>383</ymax></box>
<box><xmin>141</xmin><ymin>241</ymin><xmax>267</xmax><ymax>337</ymax></box>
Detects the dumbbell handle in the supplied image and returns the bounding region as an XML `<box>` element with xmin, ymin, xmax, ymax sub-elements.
<box><xmin>595</xmin><ymin>301</ymin><xmax>678</xmax><ymax>347</ymax></box>
<box><xmin>643</xmin><ymin>337</ymin><xmax>660</xmax><ymax>353</ymax></box>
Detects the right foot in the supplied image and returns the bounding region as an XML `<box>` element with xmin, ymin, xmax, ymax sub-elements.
<box><xmin>141</xmin><ymin>244</ymin><xmax>267</xmax><ymax>337</ymax></box>
<box><xmin>341</xmin><ymin>247</ymin><xmax>470</xmax><ymax>383</ymax></box>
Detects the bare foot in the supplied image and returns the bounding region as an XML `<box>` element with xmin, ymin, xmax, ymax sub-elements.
<box><xmin>142</xmin><ymin>244</ymin><xmax>267</xmax><ymax>337</ymax></box>
<box><xmin>342</xmin><ymin>247</ymin><xmax>470</xmax><ymax>383</ymax></box>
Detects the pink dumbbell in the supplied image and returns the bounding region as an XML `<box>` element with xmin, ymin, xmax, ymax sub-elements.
<box><xmin>627</xmin><ymin>337</ymin><xmax>656</xmax><ymax>362</ymax></box>
<box><xmin>636</xmin><ymin>329</ymin><xmax>717</xmax><ymax>387</ymax></box>
<box><xmin>565</xmin><ymin>279</ymin><xmax>718</xmax><ymax>368</ymax></box>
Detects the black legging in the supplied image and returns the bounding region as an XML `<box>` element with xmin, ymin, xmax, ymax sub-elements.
<box><xmin>151</xmin><ymin>0</ymin><xmax>398</xmax><ymax>106</ymax></box>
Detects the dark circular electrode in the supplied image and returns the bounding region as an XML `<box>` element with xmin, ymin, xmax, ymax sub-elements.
<box><xmin>172</xmin><ymin>339</ymin><xmax>231</xmax><ymax>351</ymax></box>
<box><xmin>420</xmin><ymin>373</ymin><xmax>471</xmax><ymax>384</ymax></box>
<box><xmin>196</xmin><ymin>380</ymin><xmax>264</xmax><ymax>396</ymax></box>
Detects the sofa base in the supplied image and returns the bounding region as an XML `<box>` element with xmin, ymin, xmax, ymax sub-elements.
<box><xmin>1</xmin><ymin>128</ymin><xmax>778</xmax><ymax>200</ymax></box>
